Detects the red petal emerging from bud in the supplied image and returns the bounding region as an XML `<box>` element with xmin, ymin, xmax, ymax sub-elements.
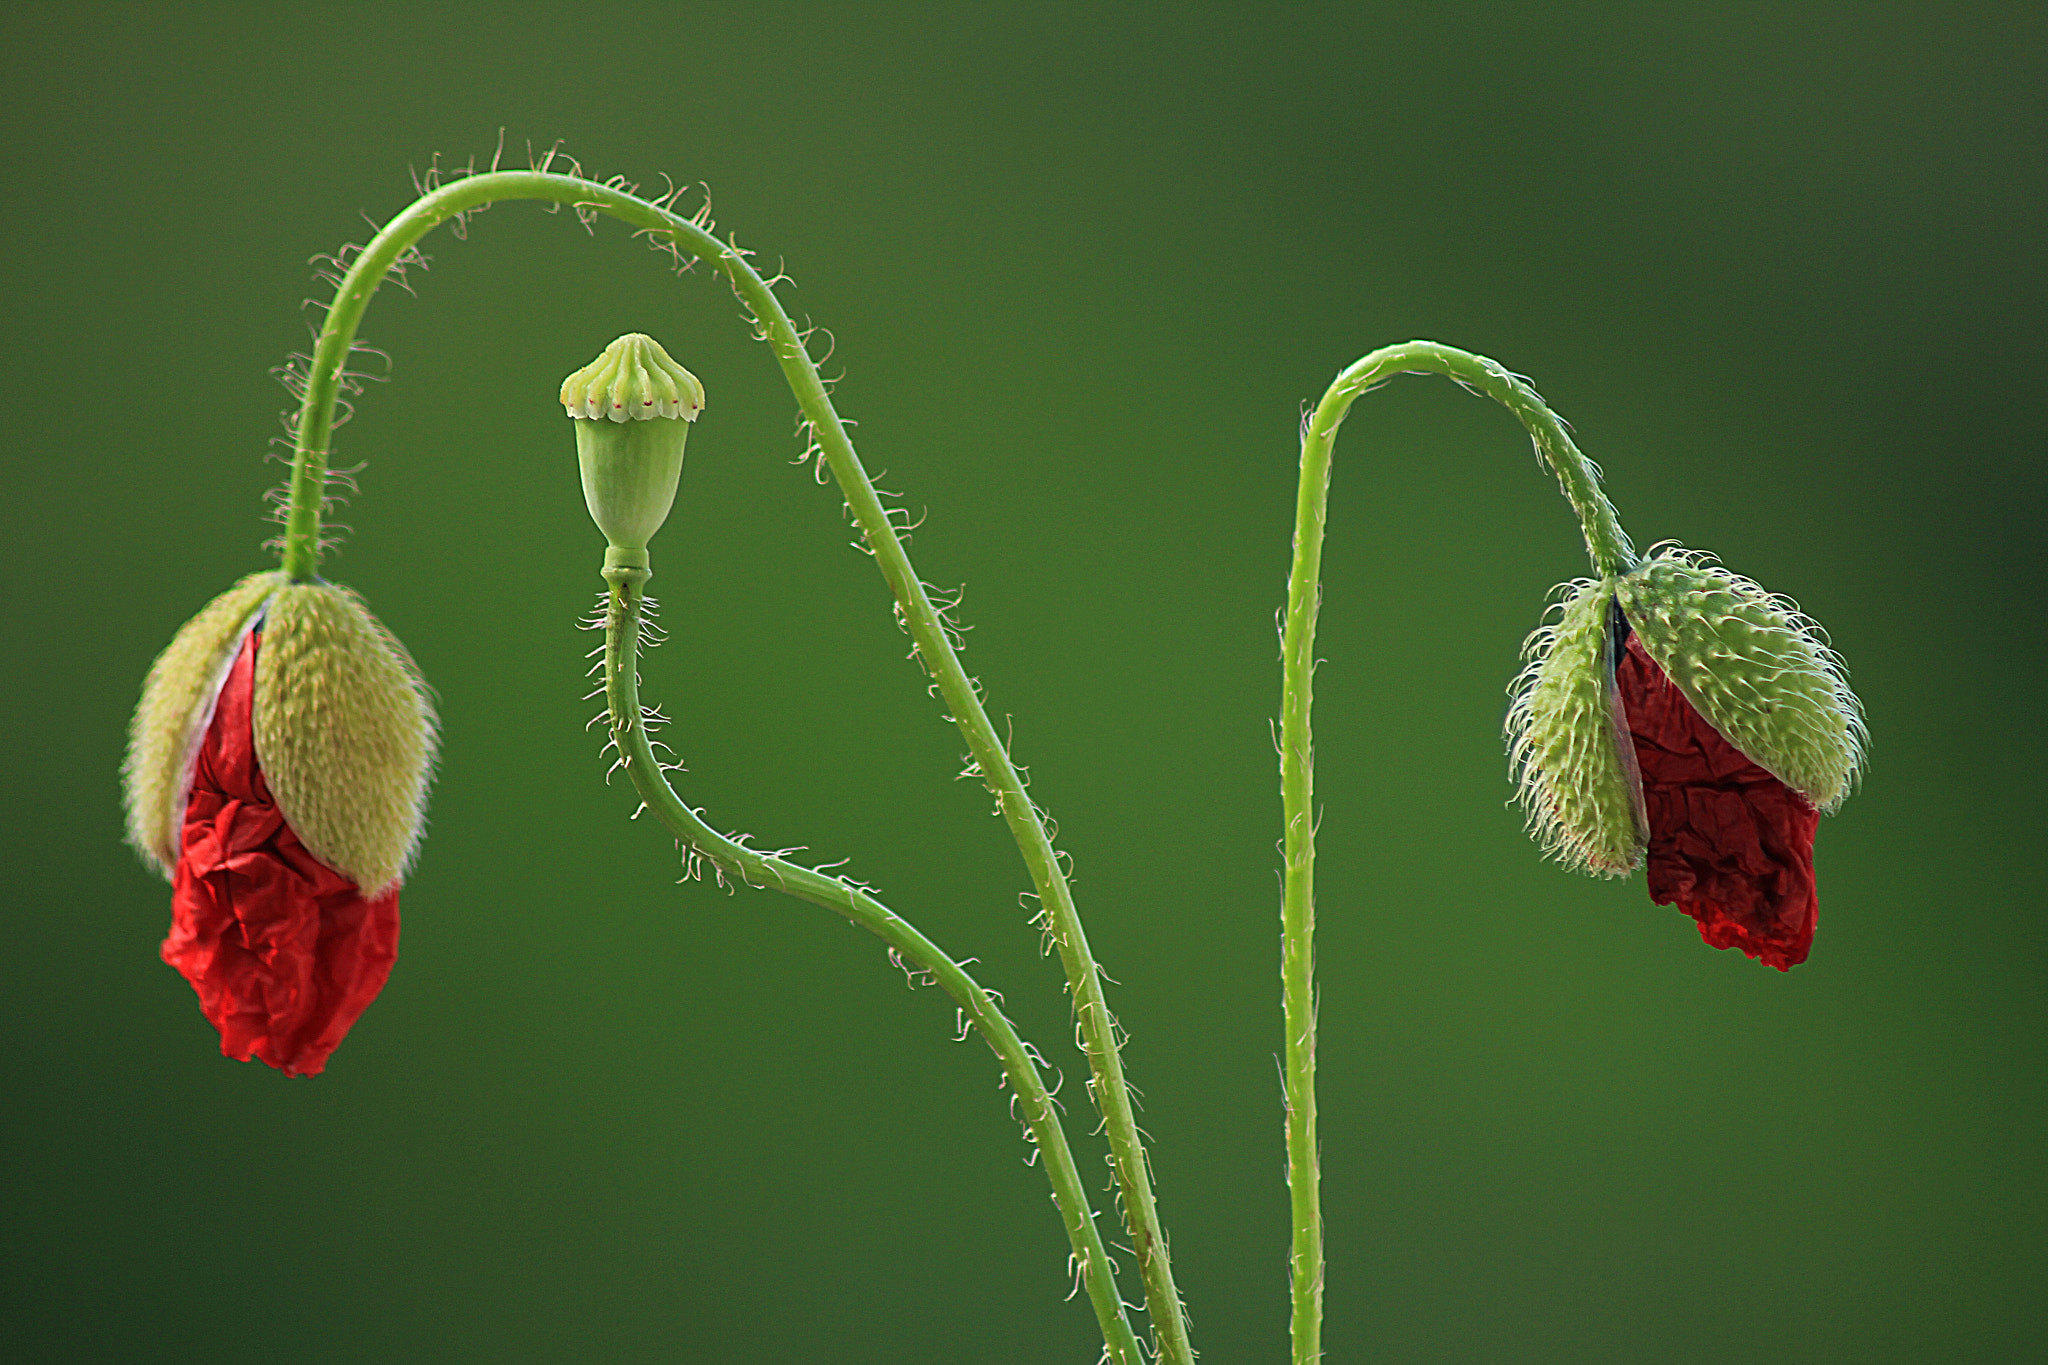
<box><xmin>161</xmin><ymin>633</ymin><xmax>399</xmax><ymax>1076</ymax></box>
<box><xmin>1617</xmin><ymin>634</ymin><xmax>1820</xmax><ymax>970</ymax></box>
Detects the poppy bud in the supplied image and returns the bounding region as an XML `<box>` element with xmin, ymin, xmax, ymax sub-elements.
<box><xmin>123</xmin><ymin>575</ymin><xmax>436</xmax><ymax>1073</ymax></box>
<box><xmin>1508</xmin><ymin>547</ymin><xmax>1865</xmax><ymax>969</ymax></box>
<box><xmin>561</xmin><ymin>333</ymin><xmax>703</xmax><ymax>568</ymax></box>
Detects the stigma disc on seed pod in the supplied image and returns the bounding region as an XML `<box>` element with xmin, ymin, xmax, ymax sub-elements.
<box><xmin>560</xmin><ymin>332</ymin><xmax>705</xmax><ymax>423</ymax></box>
<box><xmin>1615</xmin><ymin>547</ymin><xmax>1866</xmax><ymax>812</ymax></box>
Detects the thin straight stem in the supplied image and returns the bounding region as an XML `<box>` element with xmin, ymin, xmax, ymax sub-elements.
<box><xmin>279</xmin><ymin>169</ymin><xmax>1186</xmax><ymax>1363</ymax></box>
<box><xmin>1279</xmin><ymin>341</ymin><xmax>1636</xmax><ymax>1365</ymax></box>
<box><xmin>604</xmin><ymin>566</ymin><xmax>1143</xmax><ymax>1365</ymax></box>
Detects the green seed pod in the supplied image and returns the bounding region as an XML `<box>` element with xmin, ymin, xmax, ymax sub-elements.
<box><xmin>1615</xmin><ymin>546</ymin><xmax>1866</xmax><ymax>812</ymax></box>
<box><xmin>561</xmin><ymin>333</ymin><xmax>704</xmax><ymax>561</ymax></box>
<box><xmin>1505</xmin><ymin>577</ymin><xmax>1646</xmax><ymax>876</ymax></box>
<box><xmin>254</xmin><ymin>582</ymin><xmax>438</xmax><ymax>896</ymax></box>
<box><xmin>124</xmin><ymin>570</ymin><xmax>288</xmax><ymax>876</ymax></box>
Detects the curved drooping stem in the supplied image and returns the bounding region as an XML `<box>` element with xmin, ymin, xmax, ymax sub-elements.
<box><xmin>602</xmin><ymin>566</ymin><xmax>1142</xmax><ymax>1365</ymax></box>
<box><xmin>278</xmin><ymin>170</ymin><xmax>1187</xmax><ymax>1363</ymax></box>
<box><xmin>1279</xmin><ymin>342</ymin><xmax>1636</xmax><ymax>1365</ymax></box>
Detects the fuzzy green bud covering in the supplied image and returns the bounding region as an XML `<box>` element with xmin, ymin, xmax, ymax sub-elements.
<box><xmin>1505</xmin><ymin>578</ymin><xmax>1646</xmax><ymax>876</ymax></box>
<box><xmin>253</xmin><ymin>583</ymin><xmax>437</xmax><ymax>896</ymax></box>
<box><xmin>1616</xmin><ymin>548</ymin><xmax>1865</xmax><ymax>812</ymax></box>
<box><xmin>562</xmin><ymin>333</ymin><xmax>703</xmax><ymax>555</ymax></box>
<box><xmin>124</xmin><ymin>570</ymin><xmax>287</xmax><ymax>876</ymax></box>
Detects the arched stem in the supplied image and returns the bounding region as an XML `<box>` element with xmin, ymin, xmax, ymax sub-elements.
<box><xmin>279</xmin><ymin>169</ymin><xmax>1186</xmax><ymax>1364</ymax></box>
<box><xmin>1279</xmin><ymin>341</ymin><xmax>1637</xmax><ymax>1365</ymax></box>
<box><xmin>603</xmin><ymin>565</ymin><xmax>1142</xmax><ymax>1365</ymax></box>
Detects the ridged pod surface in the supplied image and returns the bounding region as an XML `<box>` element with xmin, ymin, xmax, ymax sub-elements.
<box><xmin>559</xmin><ymin>331</ymin><xmax>705</xmax><ymax>422</ymax></box>
<box><xmin>1505</xmin><ymin>578</ymin><xmax>1646</xmax><ymax>876</ymax></box>
<box><xmin>124</xmin><ymin>570</ymin><xmax>287</xmax><ymax>875</ymax></box>
<box><xmin>562</xmin><ymin>333</ymin><xmax>703</xmax><ymax>552</ymax></box>
<box><xmin>1616</xmin><ymin>549</ymin><xmax>1865</xmax><ymax>812</ymax></box>
<box><xmin>253</xmin><ymin>582</ymin><xmax>437</xmax><ymax>895</ymax></box>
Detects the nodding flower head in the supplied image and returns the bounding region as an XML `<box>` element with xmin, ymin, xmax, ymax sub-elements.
<box><xmin>1508</xmin><ymin>546</ymin><xmax>1865</xmax><ymax>969</ymax></box>
<box><xmin>123</xmin><ymin>573</ymin><xmax>437</xmax><ymax>1074</ymax></box>
<box><xmin>562</xmin><ymin>333</ymin><xmax>703</xmax><ymax>560</ymax></box>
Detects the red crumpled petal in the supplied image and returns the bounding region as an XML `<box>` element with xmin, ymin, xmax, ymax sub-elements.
<box><xmin>162</xmin><ymin>632</ymin><xmax>399</xmax><ymax>1076</ymax></box>
<box><xmin>1617</xmin><ymin>633</ymin><xmax>1820</xmax><ymax>970</ymax></box>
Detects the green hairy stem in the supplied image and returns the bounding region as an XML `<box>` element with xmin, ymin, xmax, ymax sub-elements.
<box><xmin>278</xmin><ymin>169</ymin><xmax>1184</xmax><ymax>1364</ymax></box>
<box><xmin>601</xmin><ymin>566</ymin><xmax>1142</xmax><ymax>1365</ymax></box>
<box><xmin>273</xmin><ymin>158</ymin><xmax>1642</xmax><ymax>1365</ymax></box>
<box><xmin>1279</xmin><ymin>341</ymin><xmax>1636</xmax><ymax>1365</ymax></box>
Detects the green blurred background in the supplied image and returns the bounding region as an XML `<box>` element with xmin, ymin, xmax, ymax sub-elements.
<box><xmin>4</xmin><ymin>3</ymin><xmax>2042</xmax><ymax>1361</ymax></box>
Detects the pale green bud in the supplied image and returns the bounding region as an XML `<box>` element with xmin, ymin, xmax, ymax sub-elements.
<box><xmin>1615</xmin><ymin>546</ymin><xmax>1866</xmax><ymax>812</ymax></box>
<box><xmin>123</xmin><ymin>570</ymin><xmax>287</xmax><ymax>876</ymax></box>
<box><xmin>1505</xmin><ymin>577</ymin><xmax>1646</xmax><ymax>876</ymax></box>
<box><xmin>561</xmin><ymin>333</ymin><xmax>704</xmax><ymax>564</ymax></box>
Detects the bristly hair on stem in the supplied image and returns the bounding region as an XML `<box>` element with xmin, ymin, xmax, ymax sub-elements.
<box><xmin>267</xmin><ymin>153</ymin><xmax>1186</xmax><ymax>1365</ymax></box>
<box><xmin>1279</xmin><ymin>340</ymin><xmax>1642</xmax><ymax>1365</ymax></box>
<box><xmin>595</xmin><ymin>567</ymin><xmax>1145</xmax><ymax>1365</ymax></box>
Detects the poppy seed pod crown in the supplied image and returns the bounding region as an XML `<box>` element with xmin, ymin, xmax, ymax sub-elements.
<box><xmin>562</xmin><ymin>333</ymin><xmax>703</xmax><ymax>559</ymax></box>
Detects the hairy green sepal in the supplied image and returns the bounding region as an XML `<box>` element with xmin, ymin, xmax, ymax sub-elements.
<box><xmin>254</xmin><ymin>583</ymin><xmax>438</xmax><ymax>895</ymax></box>
<box><xmin>1506</xmin><ymin>578</ymin><xmax>1646</xmax><ymax>876</ymax></box>
<box><xmin>123</xmin><ymin>571</ymin><xmax>288</xmax><ymax>876</ymax></box>
<box><xmin>1616</xmin><ymin>548</ymin><xmax>1865</xmax><ymax>811</ymax></box>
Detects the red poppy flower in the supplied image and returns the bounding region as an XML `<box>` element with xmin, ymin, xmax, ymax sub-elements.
<box><xmin>1508</xmin><ymin>549</ymin><xmax>1863</xmax><ymax>968</ymax></box>
<box><xmin>1615</xmin><ymin>632</ymin><xmax>1819</xmax><ymax>971</ymax></box>
<box><xmin>126</xmin><ymin>573</ymin><xmax>435</xmax><ymax>1074</ymax></box>
<box><xmin>160</xmin><ymin>632</ymin><xmax>401</xmax><ymax>1076</ymax></box>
